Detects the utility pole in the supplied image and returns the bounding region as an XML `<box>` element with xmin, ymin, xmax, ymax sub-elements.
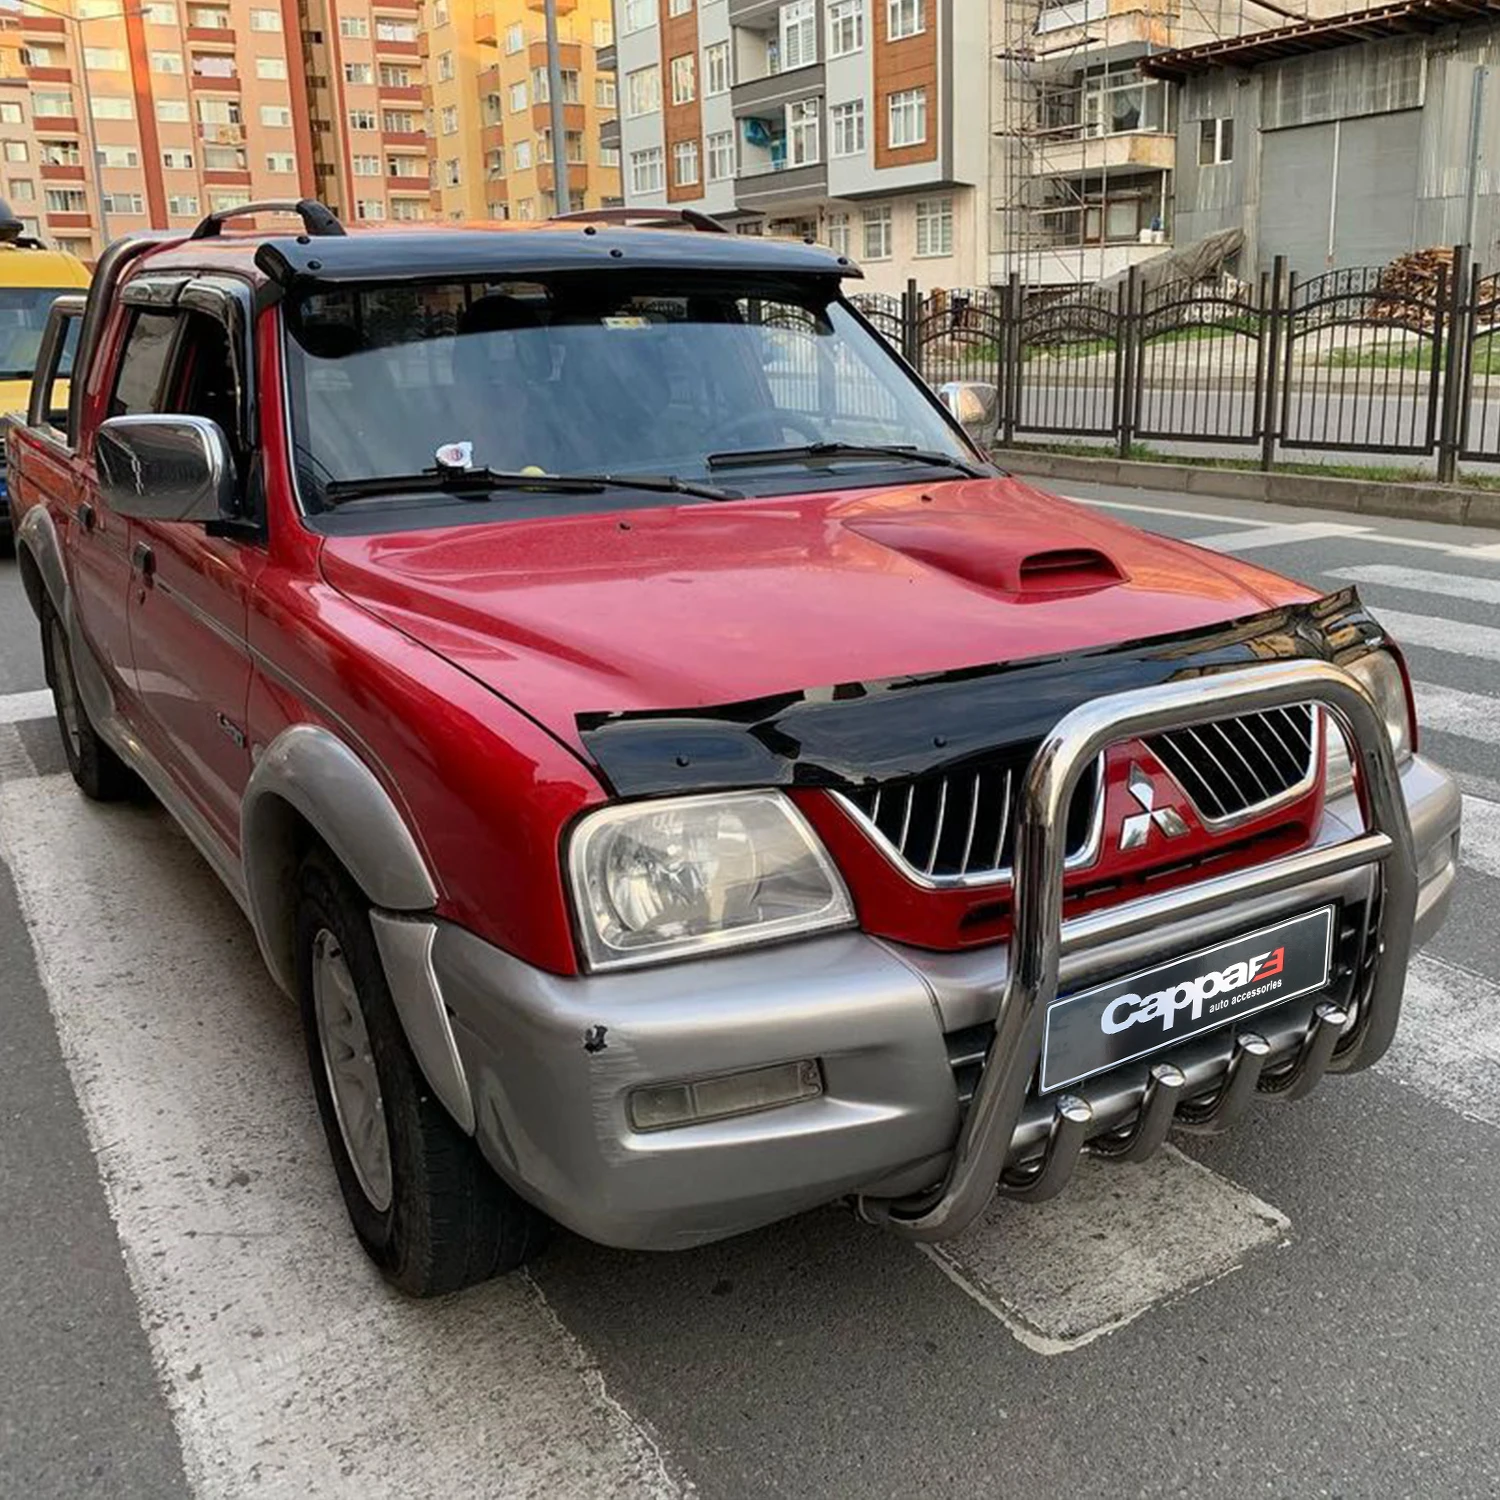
<box><xmin>1463</xmin><ymin>64</ymin><xmax>1489</xmax><ymax>254</ymax></box>
<box><xmin>543</xmin><ymin>0</ymin><xmax>572</xmax><ymax>215</ymax></box>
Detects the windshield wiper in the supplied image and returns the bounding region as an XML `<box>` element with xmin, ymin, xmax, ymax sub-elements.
<box><xmin>705</xmin><ymin>442</ymin><xmax>988</xmax><ymax>478</ymax></box>
<box><xmin>320</xmin><ymin>468</ymin><xmax>739</xmax><ymax>505</ymax></box>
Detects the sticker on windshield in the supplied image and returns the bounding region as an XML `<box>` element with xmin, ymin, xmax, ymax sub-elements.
<box><xmin>602</xmin><ymin>316</ymin><xmax>650</xmax><ymax>330</ymax></box>
<box><xmin>434</xmin><ymin>441</ymin><xmax>474</xmax><ymax>470</ymax></box>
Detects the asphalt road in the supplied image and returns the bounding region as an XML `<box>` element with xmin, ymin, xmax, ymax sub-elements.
<box><xmin>5</xmin><ymin>486</ymin><xmax>1500</xmax><ymax>1498</ymax></box>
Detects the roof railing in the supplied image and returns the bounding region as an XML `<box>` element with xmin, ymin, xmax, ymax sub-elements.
<box><xmin>189</xmin><ymin>199</ymin><xmax>346</xmax><ymax>241</ymax></box>
<box><xmin>548</xmin><ymin>207</ymin><xmax>729</xmax><ymax>234</ymax></box>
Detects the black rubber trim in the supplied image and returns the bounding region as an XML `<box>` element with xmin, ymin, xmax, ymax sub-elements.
<box><xmin>576</xmin><ymin>589</ymin><xmax>1388</xmax><ymax>798</ymax></box>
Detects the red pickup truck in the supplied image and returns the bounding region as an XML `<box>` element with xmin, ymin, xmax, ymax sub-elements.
<box><xmin>6</xmin><ymin>202</ymin><xmax>1460</xmax><ymax>1296</ymax></box>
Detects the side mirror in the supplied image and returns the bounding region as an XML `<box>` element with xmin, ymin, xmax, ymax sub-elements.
<box><xmin>939</xmin><ymin>381</ymin><xmax>999</xmax><ymax>448</ymax></box>
<box><xmin>95</xmin><ymin>414</ymin><xmax>235</xmax><ymax>524</ymax></box>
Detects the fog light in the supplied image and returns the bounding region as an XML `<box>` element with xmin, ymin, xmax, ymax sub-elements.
<box><xmin>629</xmin><ymin>1060</ymin><xmax>823</xmax><ymax>1132</ymax></box>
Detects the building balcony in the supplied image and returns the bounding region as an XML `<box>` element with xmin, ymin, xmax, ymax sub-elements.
<box><xmin>481</xmin><ymin>123</ymin><xmax>504</xmax><ymax>153</ymax></box>
<box><xmin>478</xmin><ymin>64</ymin><xmax>500</xmax><ymax>94</ymax></box>
<box><xmin>382</xmin><ymin>129</ymin><xmax>427</xmax><ymax>147</ymax></box>
<box><xmin>532</xmin><ymin>101</ymin><xmax>584</xmax><ymax>133</ymax></box>
<box><xmin>374</xmin><ymin>37</ymin><xmax>420</xmax><ymax>58</ymax></box>
<box><xmin>387</xmin><ymin>175</ymin><xmax>429</xmax><ymax>192</ymax></box>
<box><xmin>40</xmin><ymin>162</ymin><xmax>84</xmax><ymax>180</ymax></box>
<box><xmin>186</xmin><ymin>25</ymin><xmax>236</xmax><ymax>46</ymax></box>
<box><xmin>526</xmin><ymin>0</ymin><xmax>576</xmax><ymax>12</ymax></box>
<box><xmin>599</xmin><ymin>116</ymin><xmax>619</xmax><ymax>151</ymax></box>
<box><xmin>189</xmin><ymin>69</ymin><xmax>241</xmax><ymax>91</ymax></box>
<box><xmin>731</xmin><ymin>66</ymin><xmax>823</xmax><ymax>118</ymax></box>
<box><xmin>538</xmin><ymin>161</ymin><xmax>587</xmax><ymax>195</ymax></box>
<box><xmin>1029</xmin><ymin>130</ymin><xmax>1174</xmax><ymax>178</ymax></box>
<box><xmin>1033</xmin><ymin>1</ymin><xmax>1182</xmax><ymax>61</ymax></box>
<box><xmin>529</xmin><ymin>39</ymin><xmax>581</xmax><ymax>70</ymax></box>
<box><xmin>993</xmin><ymin>238</ymin><xmax>1175</xmax><ymax>289</ymax></box>
<box><xmin>377</xmin><ymin>83</ymin><xmax>423</xmax><ymax>101</ymax></box>
<box><xmin>596</xmin><ymin>42</ymin><xmax>615</xmax><ymax>73</ymax></box>
<box><xmin>203</xmin><ymin>168</ymin><xmax>252</xmax><ymax>186</ymax></box>
<box><xmin>31</xmin><ymin>114</ymin><xmax>79</xmax><ymax>134</ymax></box>
<box><xmin>20</xmin><ymin>14</ymin><xmax>66</xmax><ymax>32</ymax></box>
<box><xmin>734</xmin><ymin>159</ymin><xmax>827</xmax><ymax>212</ymax></box>
<box><xmin>26</xmin><ymin>65</ymin><xmax>72</xmax><ymax>84</ymax></box>
<box><xmin>45</xmin><ymin>210</ymin><xmax>90</xmax><ymax>229</ymax></box>
<box><xmin>475</xmin><ymin>0</ymin><xmax>497</xmax><ymax>45</ymax></box>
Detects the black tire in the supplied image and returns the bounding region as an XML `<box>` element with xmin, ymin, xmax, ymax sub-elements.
<box><xmin>40</xmin><ymin>600</ymin><xmax>136</xmax><ymax>802</ymax></box>
<box><xmin>295</xmin><ymin>846</ymin><xmax>548</xmax><ymax>1295</ymax></box>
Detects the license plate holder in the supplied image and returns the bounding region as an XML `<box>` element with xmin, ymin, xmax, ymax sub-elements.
<box><xmin>1040</xmin><ymin>905</ymin><xmax>1337</xmax><ymax>1095</ymax></box>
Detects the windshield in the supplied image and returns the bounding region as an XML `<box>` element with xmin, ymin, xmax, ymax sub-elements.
<box><xmin>0</xmin><ymin>288</ymin><xmax>78</xmax><ymax>382</ymax></box>
<box><xmin>282</xmin><ymin>272</ymin><xmax>979</xmax><ymax>515</ymax></box>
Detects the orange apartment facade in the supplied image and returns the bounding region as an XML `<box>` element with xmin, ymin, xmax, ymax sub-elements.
<box><xmin>0</xmin><ymin>0</ymin><xmax>618</xmax><ymax>256</ymax></box>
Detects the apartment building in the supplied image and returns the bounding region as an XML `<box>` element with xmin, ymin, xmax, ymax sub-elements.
<box><xmin>609</xmin><ymin>0</ymin><xmax>989</xmax><ymax>294</ymax></box>
<box><xmin>423</xmin><ymin>0</ymin><xmax>621</xmax><ymax>223</ymax></box>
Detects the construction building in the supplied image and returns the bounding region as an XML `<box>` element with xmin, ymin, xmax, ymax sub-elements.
<box><xmin>0</xmin><ymin>0</ymin><xmax>620</xmax><ymax>257</ymax></box>
<box><xmin>422</xmin><ymin>0</ymin><xmax>621</xmax><ymax>222</ymax></box>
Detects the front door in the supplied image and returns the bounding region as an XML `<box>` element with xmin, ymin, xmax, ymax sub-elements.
<box><xmin>125</xmin><ymin>304</ymin><xmax>260</xmax><ymax>852</ymax></box>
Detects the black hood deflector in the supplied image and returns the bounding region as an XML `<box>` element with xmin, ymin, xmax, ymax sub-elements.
<box><xmin>576</xmin><ymin>589</ymin><xmax>1388</xmax><ymax>798</ymax></box>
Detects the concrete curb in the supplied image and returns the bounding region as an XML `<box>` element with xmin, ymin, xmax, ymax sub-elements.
<box><xmin>991</xmin><ymin>448</ymin><xmax>1500</xmax><ymax>530</ymax></box>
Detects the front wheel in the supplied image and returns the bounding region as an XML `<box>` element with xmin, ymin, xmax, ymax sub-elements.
<box><xmin>40</xmin><ymin>601</ymin><xmax>135</xmax><ymax>801</ymax></box>
<box><xmin>295</xmin><ymin>846</ymin><xmax>548</xmax><ymax>1295</ymax></box>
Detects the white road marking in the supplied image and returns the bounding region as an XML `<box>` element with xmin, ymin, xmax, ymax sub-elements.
<box><xmin>1382</xmin><ymin>952</ymin><xmax>1500</xmax><ymax>1131</ymax></box>
<box><xmin>1188</xmin><ymin>521</ymin><xmax>1368</xmax><ymax>552</ymax></box>
<box><xmin>1458</xmin><ymin>793</ymin><xmax>1500</xmax><ymax>881</ymax></box>
<box><xmin>1410</xmin><ymin>681</ymin><xmax>1500</xmax><ymax>743</ymax></box>
<box><xmin>1330</xmin><ymin>563</ymin><xmax>1500</xmax><ymax>606</ymax></box>
<box><xmin>923</xmin><ymin>1147</ymin><xmax>1289</xmax><ymax>1355</ymax></box>
<box><xmin>0</xmin><ymin>687</ymin><xmax>52</xmax><ymax>724</ymax></box>
<box><xmin>1061</xmin><ymin>496</ymin><xmax>1264</xmax><ymax>526</ymax></box>
<box><xmin>1372</xmin><ymin>609</ymin><xmax>1500</xmax><ymax>665</ymax></box>
<box><xmin>0</xmin><ymin>778</ymin><xmax>681</xmax><ymax>1500</ymax></box>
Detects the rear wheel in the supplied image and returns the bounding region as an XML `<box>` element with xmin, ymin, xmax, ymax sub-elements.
<box><xmin>296</xmin><ymin>846</ymin><xmax>548</xmax><ymax>1295</ymax></box>
<box><xmin>41</xmin><ymin>602</ymin><xmax>135</xmax><ymax>801</ymax></box>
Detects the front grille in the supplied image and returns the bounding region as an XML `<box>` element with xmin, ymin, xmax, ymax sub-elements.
<box><xmin>839</xmin><ymin>750</ymin><xmax>1103</xmax><ymax>884</ymax></box>
<box><xmin>1147</xmin><ymin>705</ymin><xmax>1318</xmax><ymax>826</ymax></box>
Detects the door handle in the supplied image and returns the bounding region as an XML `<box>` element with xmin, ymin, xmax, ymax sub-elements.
<box><xmin>77</xmin><ymin>501</ymin><xmax>95</xmax><ymax>532</ymax></box>
<box><xmin>132</xmin><ymin>541</ymin><xmax>156</xmax><ymax>581</ymax></box>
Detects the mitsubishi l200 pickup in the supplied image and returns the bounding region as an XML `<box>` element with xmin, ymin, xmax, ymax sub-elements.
<box><xmin>5</xmin><ymin>202</ymin><xmax>1460</xmax><ymax>1295</ymax></box>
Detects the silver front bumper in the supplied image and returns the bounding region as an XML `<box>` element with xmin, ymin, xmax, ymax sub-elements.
<box><xmin>413</xmin><ymin>704</ymin><xmax>1457</xmax><ymax>1253</ymax></box>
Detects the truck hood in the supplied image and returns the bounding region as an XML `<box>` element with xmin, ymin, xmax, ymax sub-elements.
<box><xmin>318</xmin><ymin>476</ymin><xmax>1313</xmax><ymax>754</ymax></box>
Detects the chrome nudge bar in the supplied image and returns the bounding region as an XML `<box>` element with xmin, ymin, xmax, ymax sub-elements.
<box><xmin>857</xmin><ymin>660</ymin><xmax>1418</xmax><ymax>1243</ymax></box>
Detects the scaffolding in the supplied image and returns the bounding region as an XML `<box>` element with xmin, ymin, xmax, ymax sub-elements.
<box><xmin>994</xmin><ymin>0</ymin><xmax>1321</xmax><ymax>288</ymax></box>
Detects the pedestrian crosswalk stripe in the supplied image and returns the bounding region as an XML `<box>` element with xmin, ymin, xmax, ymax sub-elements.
<box><xmin>1458</xmin><ymin>794</ymin><xmax>1500</xmax><ymax>881</ymax></box>
<box><xmin>1382</xmin><ymin>952</ymin><xmax>1500</xmax><ymax>1131</ymax></box>
<box><xmin>1367</xmin><ymin>609</ymin><xmax>1500</xmax><ymax>665</ymax></box>
<box><xmin>1189</xmin><ymin>521</ymin><xmax>1367</xmax><ymax>552</ymax></box>
<box><xmin>0</xmin><ymin>688</ymin><xmax>52</xmax><ymax>724</ymax></box>
<box><xmin>0</xmin><ymin>778</ymin><xmax>680</xmax><ymax>1500</ymax></box>
<box><xmin>1329</xmin><ymin>563</ymin><xmax>1500</xmax><ymax>606</ymax></box>
<box><xmin>1411</xmin><ymin>681</ymin><xmax>1500</xmax><ymax>743</ymax></box>
<box><xmin>924</xmin><ymin>1147</ymin><xmax>1289</xmax><ymax>1355</ymax></box>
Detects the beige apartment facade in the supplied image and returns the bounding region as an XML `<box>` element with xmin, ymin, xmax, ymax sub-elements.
<box><xmin>423</xmin><ymin>0</ymin><xmax>622</xmax><ymax>223</ymax></box>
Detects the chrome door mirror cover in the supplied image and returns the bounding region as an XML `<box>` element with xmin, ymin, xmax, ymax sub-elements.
<box><xmin>95</xmin><ymin>414</ymin><xmax>236</xmax><ymax>525</ymax></box>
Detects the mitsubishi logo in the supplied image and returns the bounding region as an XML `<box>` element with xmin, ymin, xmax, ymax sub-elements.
<box><xmin>1119</xmin><ymin>762</ymin><xmax>1190</xmax><ymax>851</ymax></box>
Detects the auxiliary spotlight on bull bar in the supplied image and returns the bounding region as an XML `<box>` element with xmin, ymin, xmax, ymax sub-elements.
<box><xmin>858</xmin><ymin>659</ymin><xmax>1418</xmax><ymax>1243</ymax></box>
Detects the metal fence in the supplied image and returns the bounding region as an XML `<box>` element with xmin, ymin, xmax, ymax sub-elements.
<box><xmin>850</xmin><ymin>247</ymin><xmax>1500</xmax><ymax>478</ymax></box>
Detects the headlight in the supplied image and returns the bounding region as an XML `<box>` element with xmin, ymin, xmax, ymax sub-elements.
<box><xmin>1326</xmin><ymin>648</ymin><xmax>1414</xmax><ymax>794</ymax></box>
<box><xmin>568</xmin><ymin>791</ymin><xmax>854</xmax><ymax>971</ymax></box>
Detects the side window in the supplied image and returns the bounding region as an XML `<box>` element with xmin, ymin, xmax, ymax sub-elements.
<box><xmin>165</xmin><ymin>312</ymin><xmax>241</xmax><ymax>454</ymax></box>
<box><xmin>109</xmin><ymin>309</ymin><xmax>178</xmax><ymax>418</ymax></box>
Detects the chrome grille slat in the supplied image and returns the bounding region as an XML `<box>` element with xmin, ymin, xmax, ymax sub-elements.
<box><xmin>842</xmin><ymin>705</ymin><xmax>1319</xmax><ymax>888</ymax></box>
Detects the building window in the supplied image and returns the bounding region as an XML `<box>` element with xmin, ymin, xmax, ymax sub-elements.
<box><xmin>203</xmin><ymin>143</ymin><xmax>245</xmax><ymax>169</ymax></box>
<box><xmin>339</xmin><ymin>14</ymin><xmax>368</xmax><ymax>37</ymax></box>
<box><xmin>444</xmin><ymin>157</ymin><xmax>460</xmax><ymax>185</ymax></box>
<box><xmin>260</xmin><ymin>104</ymin><xmax>292</xmax><ymax>126</ymax></box>
<box><xmin>828</xmin><ymin>0</ymin><xmax>864</xmax><ymax>56</ymax></box>
<box><xmin>1198</xmin><ymin>116</ymin><xmax>1233</xmax><ymax>164</ymax></box>
<box><xmin>830</xmin><ymin>100</ymin><xmax>864</xmax><ymax>157</ymax></box>
<box><xmin>344</xmin><ymin>62</ymin><xmax>372</xmax><ymax>84</ymax></box>
<box><xmin>356</xmin><ymin>200</ymin><xmax>385</xmax><ymax>221</ymax></box>
<box><xmin>167</xmin><ymin>194</ymin><xmax>198</xmax><ymax>215</ymax></box>
<box><xmin>437</xmin><ymin>51</ymin><xmax>454</xmax><ymax>81</ymax></box>
<box><xmin>3</xmin><ymin>143</ymin><xmax>27</xmax><ymax>163</ymax></box>
<box><xmin>441</xmin><ymin>105</ymin><xmax>457</xmax><ymax>134</ymax></box>
<box><xmin>162</xmin><ymin>148</ymin><xmax>193</xmax><ymax>169</ymax></box>
<box><xmin>45</xmin><ymin>189</ymin><xmax>89</xmax><ymax>214</ymax></box>
<box><xmin>888</xmin><ymin>87</ymin><xmax>926</xmax><ymax>147</ymax></box>
<box><xmin>388</xmin><ymin>155</ymin><xmax>425</xmax><ymax>177</ymax></box>
<box><xmin>98</xmin><ymin>145</ymin><xmax>139</xmax><ymax>167</ymax></box>
<box><xmin>600</xmin><ymin>144</ymin><xmax>620</xmax><ymax>167</ymax></box>
<box><xmin>509</xmin><ymin>81</ymin><xmax>527</xmax><ymax>112</ymax></box>
<box><xmin>888</xmin><ymin>0</ymin><xmax>923</xmax><ymax>39</ymax></box>
<box><xmin>623</xmin><ymin>0</ymin><xmax>654</xmax><ymax>33</ymax></box>
<box><xmin>100</xmin><ymin>192</ymin><xmax>144</xmax><ymax>214</ymax></box>
<box><xmin>257</xmin><ymin>56</ymin><xmax>287</xmax><ymax>79</ymax></box>
<box><xmin>187</xmin><ymin>5</ymin><xmax>230</xmax><ymax>28</ymax></box>
<box><xmin>248</xmin><ymin>7</ymin><xmax>281</xmax><ymax>30</ymax></box>
<box><xmin>156</xmin><ymin>99</ymin><xmax>189</xmax><ymax>122</ymax></box>
<box><xmin>266</xmin><ymin>152</ymin><xmax>295</xmax><ymax>173</ymax></box>
<box><xmin>669</xmin><ymin>0</ymin><xmax>693</xmax><ymax>12</ymax></box>
<box><xmin>862</xmin><ymin>204</ymin><xmax>891</xmax><ymax>260</ymax></box>
<box><xmin>348</xmin><ymin>109</ymin><xmax>377</xmax><ymax>131</ymax></box>
<box><xmin>779</xmin><ymin>0</ymin><xmax>816</xmax><ymax>71</ymax></box>
<box><xmin>594</xmin><ymin>19</ymin><xmax>613</xmax><ymax>46</ymax></box>
<box><xmin>513</xmin><ymin>139</ymin><xmax>532</xmax><ymax>170</ymax></box>
<box><xmin>375</xmin><ymin>19</ymin><xmax>416</xmax><ymax>41</ymax></box>
<box><xmin>826</xmin><ymin>211</ymin><xmax>849</xmax><ymax>256</ymax></box>
<box><xmin>787</xmin><ymin>97</ymin><xmax>819</xmax><ymax>166</ymax></box>
<box><xmin>914</xmin><ymin>196</ymin><xmax>952</xmax><ymax>256</ymax></box>
<box><xmin>626</xmin><ymin>64</ymin><xmax>660</xmax><ymax>117</ymax></box>
<box><xmin>0</xmin><ymin>101</ymin><xmax>22</xmax><ymax>125</ymax></box>
<box><xmin>382</xmin><ymin>64</ymin><xmax>414</xmax><ymax>87</ymax></box>
<box><xmin>197</xmin><ymin>97</ymin><xmax>241</xmax><ymax>124</ymax></box>
<box><xmin>8</xmin><ymin>179</ymin><xmax>34</xmax><ymax>202</ymax></box>
<box><xmin>42</xmin><ymin>140</ymin><xmax>80</xmax><ymax>166</ymax></box>
<box><xmin>390</xmin><ymin>198</ymin><xmax>425</xmax><ymax>221</ymax></box>
<box><xmin>531</xmin><ymin>67</ymin><xmax>580</xmax><ymax>104</ymax></box>
<box><xmin>1082</xmin><ymin>66</ymin><xmax>1166</xmax><ymax>136</ymax></box>
<box><xmin>706</xmin><ymin>129</ymin><xmax>734</xmax><ymax>181</ymax></box>
<box><xmin>505</xmin><ymin>22</ymin><xmax>524</xmax><ymax>52</ymax></box>
<box><xmin>671</xmin><ymin>54</ymin><xmax>695</xmax><ymax>105</ymax></box>
<box><xmin>630</xmin><ymin>145</ymin><xmax>664</xmax><ymax>194</ymax></box>
<box><xmin>382</xmin><ymin>109</ymin><xmax>417</xmax><ymax>132</ymax></box>
<box><xmin>672</xmin><ymin>138</ymin><xmax>699</xmax><ymax>186</ymax></box>
<box><xmin>83</xmin><ymin>46</ymin><xmax>127</xmax><ymax>70</ymax></box>
<box><xmin>34</xmin><ymin>92</ymin><xmax>74</xmax><ymax>118</ymax></box>
<box><xmin>352</xmin><ymin>154</ymin><xmax>380</xmax><ymax>175</ymax></box>
<box><xmin>705</xmin><ymin>41</ymin><xmax>730</xmax><ymax>96</ymax></box>
<box><xmin>143</xmin><ymin>2</ymin><xmax>177</xmax><ymax>21</ymax></box>
<box><xmin>91</xmin><ymin>97</ymin><xmax>134</xmax><ymax>120</ymax></box>
<box><xmin>596</xmin><ymin>76</ymin><xmax>616</xmax><ymax>107</ymax></box>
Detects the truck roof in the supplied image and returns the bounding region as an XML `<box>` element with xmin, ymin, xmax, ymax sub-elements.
<box><xmin>127</xmin><ymin>217</ymin><xmax>861</xmax><ymax>291</ymax></box>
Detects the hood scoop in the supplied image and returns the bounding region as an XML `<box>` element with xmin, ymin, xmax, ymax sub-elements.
<box><xmin>844</xmin><ymin>514</ymin><xmax>1127</xmax><ymax>599</ymax></box>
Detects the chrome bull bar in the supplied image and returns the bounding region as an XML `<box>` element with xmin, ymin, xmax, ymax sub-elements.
<box><xmin>858</xmin><ymin>659</ymin><xmax>1417</xmax><ymax>1242</ymax></box>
